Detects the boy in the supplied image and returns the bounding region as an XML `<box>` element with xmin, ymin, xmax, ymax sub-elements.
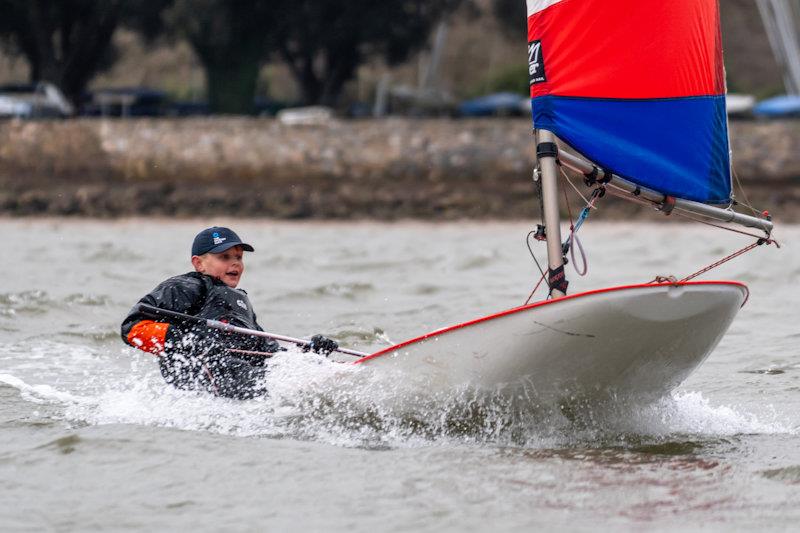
<box><xmin>121</xmin><ymin>226</ymin><xmax>338</xmax><ymax>399</ymax></box>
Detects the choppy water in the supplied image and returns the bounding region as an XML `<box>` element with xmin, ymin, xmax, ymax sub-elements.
<box><xmin>1</xmin><ymin>219</ymin><xmax>798</xmax><ymax>531</ymax></box>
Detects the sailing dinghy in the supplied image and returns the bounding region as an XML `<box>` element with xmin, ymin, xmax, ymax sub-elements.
<box><xmin>355</xmin><ymin>0</ymin><xmax>776</xmax><ymax>403</ymax></box>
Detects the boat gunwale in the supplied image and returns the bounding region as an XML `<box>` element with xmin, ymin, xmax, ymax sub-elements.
<box><xmin>354</xmin><ymin>280</ymin><xmax>749</xmax><ymax>364</ymax></box>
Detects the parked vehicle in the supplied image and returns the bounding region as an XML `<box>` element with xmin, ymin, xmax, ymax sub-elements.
<box><xmin>0</xmin><ymin>82</ymin><xmax>74</xmax><ymax>118</ymax></box>
<box><xmin>753</xmin><ymin>94</ymin><xmax>800</xmax><ymax>118</ymax></box>
<box><xmin>82</xmin><ymin>87</ymin><xmax>168</xmax><ymax>117</ymax></box>
<box><xmin>458</xmin><ymin>92</ymin><xmax>529</xmax><ymax>117</ymax></box>
<box><xmin>725</xmin><ymin>93</ymin><xmax>756</xmax><ymax>118</ymax></box>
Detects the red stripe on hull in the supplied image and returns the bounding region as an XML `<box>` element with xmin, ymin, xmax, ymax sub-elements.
<box><xmin>528</xmin><ymin>0</ymin><xmax>724</xmax><ymax>99</ymax></box>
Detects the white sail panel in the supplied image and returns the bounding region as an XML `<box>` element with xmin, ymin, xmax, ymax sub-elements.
<box><xmin>526</xmin><ymin>0</ymin><xmax>565</xmax><ymax>17</ymax></box>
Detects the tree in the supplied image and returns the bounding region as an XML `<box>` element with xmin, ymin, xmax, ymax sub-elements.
<box><xmin>166</xmin><ymin>0</ymin><xmax>278</xmax><ymax>114</ymax></box>
<box><xmin>274</xmin><ymin>0</ymin><xmax>463</xmax><ymax>106</ymax></box>
<box><xmin>0</xmin><ymin>0</ymin><xmax>172</xmax><ymax>107</ymax></box>
<box><xmin>492</xmin><ymin>0</ymin><xmax>526</xmax><ymax>42</ymax></box>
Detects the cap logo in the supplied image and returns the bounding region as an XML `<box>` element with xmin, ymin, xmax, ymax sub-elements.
<box><xmin>212</xmin><ymin>231</ymin><xmax>227</xmax><ymax>245</ymax></box>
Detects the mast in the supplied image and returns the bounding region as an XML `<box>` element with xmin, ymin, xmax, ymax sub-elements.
<box><xmin>536</xmin><ymin>129</ymin><xmax>568</xmax><ymax>298</ymax></box>
<box><xmin>756</xmin><ymin>0</ymin><xmax>800</xmax><ymax>95</ymax></box>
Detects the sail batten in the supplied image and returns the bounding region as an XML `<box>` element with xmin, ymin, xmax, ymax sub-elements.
<box><xmin>527</xmin><ymin>0</ymin><xmax>731</xmax><ymax>204</ymax></box>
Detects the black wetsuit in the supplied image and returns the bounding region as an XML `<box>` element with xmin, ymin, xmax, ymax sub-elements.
<box><xmin>121</xmin><ymin>272</ymin><xmax>272</xmax><ymax>399</ymax></box>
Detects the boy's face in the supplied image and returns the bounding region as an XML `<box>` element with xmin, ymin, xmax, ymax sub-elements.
<box><xmin>191</xmin><ymin>245</ymin><xmax>245</xmax><ymax>288</ymax></box>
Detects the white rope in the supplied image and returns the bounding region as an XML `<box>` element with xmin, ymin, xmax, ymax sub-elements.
<box><xmin>560</xmin><ymin>168</ymin><xmax>594</xmax><ymax>207</ymax></box>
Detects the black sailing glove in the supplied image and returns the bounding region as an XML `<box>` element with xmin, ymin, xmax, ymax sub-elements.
<box><xmin>261</xmin><ymin>338</ymin><xmax>286</xmax><ymax>354</ymax></box>
<box><xmin>304</xmin><ymin>335</ymin><xmax>339</xmax><ymax>356</ymax></box>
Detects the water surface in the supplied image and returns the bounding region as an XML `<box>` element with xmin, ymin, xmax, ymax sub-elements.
<box><xmin>1</xmin><ymin>219</ymin><xmax>798</xmax><ymax>531</ymax></box>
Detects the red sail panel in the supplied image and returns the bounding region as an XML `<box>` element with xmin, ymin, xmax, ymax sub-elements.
<box><xmin>526</xmin><ymin>0</ymin><xmax>731</xmax><ymax>204</ymax></box>
<box><xmin>527</xmin><ymin>0</ymin><xmax>725</xmax><ymax>99</ymax></box>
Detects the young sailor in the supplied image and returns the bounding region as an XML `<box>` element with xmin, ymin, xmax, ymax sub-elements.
<box><xmin>121</xmin><ymin>226</ymin><xmax>338</xmax><ymax>399</ymax></box>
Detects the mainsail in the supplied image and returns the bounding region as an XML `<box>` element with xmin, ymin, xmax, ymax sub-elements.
<box><xmin>527</xmin><ymin>0</ymin><xmax>731</xmax><ymax>204</ymax></box>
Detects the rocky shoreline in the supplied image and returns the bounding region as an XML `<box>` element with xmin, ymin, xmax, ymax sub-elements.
<box><xmin>1</xmin><ymin>117</ymin><xmax>798</xmax><ymax>221</ymax></box>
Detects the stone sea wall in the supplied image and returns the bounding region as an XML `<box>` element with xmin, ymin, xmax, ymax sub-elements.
<box><xmin>0</xmin><ymin>117</ymin><xmax>798</xmax><ymax>220</ymax></box>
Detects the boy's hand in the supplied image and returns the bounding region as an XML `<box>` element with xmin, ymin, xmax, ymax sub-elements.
<box><xmin>305</xmin><ymin>335</ymin><xmax>339</xmax><ymax>355</ymax></box>
<box><xmin>261</xmin><ymin>338</ymin><xmax>286</xmax><ymax>353</ymax></box>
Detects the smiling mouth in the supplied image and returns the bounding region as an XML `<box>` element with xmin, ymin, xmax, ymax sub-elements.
<box><xmin>226</xmin><ymin>271</ymin><xmax>240</xmax><ymax>277</ymax></box>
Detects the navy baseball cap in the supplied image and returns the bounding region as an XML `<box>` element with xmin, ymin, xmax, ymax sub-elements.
<box><xmin>191</xmin><ymin>227</ymin><xmax>254</xmax><ymax>256</ymax></box>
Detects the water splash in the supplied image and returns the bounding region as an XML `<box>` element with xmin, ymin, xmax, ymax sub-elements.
<box><xmin>562</xmin><ymin>391</ymin><xmax>795</xmax><ymax>447</ymax></box>
<box><xmin>2</xmin><ymin>336</ymin><xmax>794</xmax><ymax>450</ymax></box>
<box><xmin>0</xmin><ymin>373</ymin><xmax>86</xmax><ymax>405</ymax></box>
<box><xmin>39</xmin><ymin>351</ymin><xmax>796</xmax><ymax>449</ymax></box>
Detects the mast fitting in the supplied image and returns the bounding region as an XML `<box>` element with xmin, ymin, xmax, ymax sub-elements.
<box><xmin>583</xmin><ymin>166</ymin><xmax>612</xmax><ymax>187</ymax></box>
<box><xmin>536</xmin><ymin>142</ymin><xmax>559</xmax><ymax>160</ymax></box>
<box><xmin>658</xmin><ymin>196</ymin><xmax>676</xmax><ymax>215</ymax></box>
<box><xmin>548</xmin><ymin>265</ymin><xmax>569</xmax><ymax>295</ymax></box>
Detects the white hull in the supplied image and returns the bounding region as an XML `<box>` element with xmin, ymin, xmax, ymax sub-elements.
<box><xmin>357</xmin><ymin>282</ymin><xmax>747</xmax><ymax>403</ymax></box>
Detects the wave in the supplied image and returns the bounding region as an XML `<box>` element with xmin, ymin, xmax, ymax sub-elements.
<box><xmin>333</xmin><ymin>326</ymin><xmax>394</xmax><ymax>346</ymax></box>
<box><xmin>86</xmin><ymin>243</ymin><xmax>146</xmax><ymax>262</ymax></box>
<box><xmin>0</xmin><ymin>290</ymin><xmax>51</xmax><ymax>316</ymax></box>
<box><xmin>761</xmin><ymin>465</ymin><xmax>800</xmax><ymax>484</ymax></box>
<box><xmin>276</xmin><ymin>282</ymin><xmax>376</xmax><ymax>301</ymax></box>
<box><xmin>0</xmin><ymin>290</ymin><xmax>114</xmax><ymax>317</ymax></box>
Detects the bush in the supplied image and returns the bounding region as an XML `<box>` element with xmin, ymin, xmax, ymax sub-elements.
<box><xmin>467</xmin><ymin>62</ymin><xmax>528</xmax><ymax>97</ymax></box>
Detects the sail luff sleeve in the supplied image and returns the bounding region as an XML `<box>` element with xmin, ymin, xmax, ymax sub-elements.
<box><xmin>526</xmin><ymin>0</ymin><xmax>732</xmax><ymax>205</ymax></box>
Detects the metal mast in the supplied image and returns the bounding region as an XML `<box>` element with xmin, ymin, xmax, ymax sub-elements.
<box><xmin>756</xmin><ymin>0</ymin><xmax>800</xmax><ymax>95</ymax></box>
<box><xmin>536</xmin><ymin>129</ymin><xmax>568</xmax><ymax>298</ymax></box>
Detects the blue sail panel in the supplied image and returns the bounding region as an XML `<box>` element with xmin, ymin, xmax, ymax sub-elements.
<box><xmin>532</xmin><ymin>95</ymin><xmax>731</xmax><ymax>204</ymax></box>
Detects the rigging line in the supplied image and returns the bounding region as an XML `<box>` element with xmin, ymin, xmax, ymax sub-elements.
<box><xmin>202</xmin><ymin>364</ymin><xmax>221</xmax><ymax>396</ymax></box>
<box><xmin>559</xmin><ymin>167</ymin><xmax>593</xmax><ymax>206</ymax></box>
<box><xmin>561</xmin><ymin>178</ymin><xmax>579</xmax><ymax>266</ymax></box>
<box><xmin>525</xmin><ymin>230</ymin><xmax>549</xmax><ymax>304</ymax></box>
<box><xmin>731</xmin><ymin>166</ymin><xmax>760</xmax><ymax>218</ymax></box>
<box><xmin>535</xmin><ymin>165</ymin><xmax>545</xmax><ymax>225</ymax></box>
<box><xmin>565</xmin><ymin>188</ymin><xmax>604</xmax><ymax>277</ymax></box>
<box><xmin>680</xmin><ymin>240</ymin><xmax>765</xmax><ymax>282</ymax></box>
<box><xmin>671</xmin><ymin>208</ymin><xmax>779</xmax><ymax>246</ymax></box>
<box><xmin>604</xmin><ymin>183</ymin><xmax>659</xmax><ymax>209</ymax></box>
<box><xmin>559</xmin><ymin>174</ymin><xmax>604</xmax><ymax>278</ymax></box>
<box><xmin>562</xmin><ymin>180</ymin><xmax>576</xmax><ymax>227</ymax></box>
<box><xmin>574</xmin><ymin>187</ymin><xmax>604</xmax><ymax>233</ymax></box>
<box><xmin>604</xmin><ymin>183</ymin><xmax>777</xmax><ymax>243</ymax></box>
<box><xmin>524</xmin><ymin>271</ymin><xmax>547</xmax><ymax>305</ymax></box>
<box><xmin>593</xmin><ymin>173</ymin><xmax>777</xmax><ymax>280</ymax></box>
<box><xmin>570</xmin><ymin>231</ymin><xmax>588</xmax><ymax>276</ymax></box>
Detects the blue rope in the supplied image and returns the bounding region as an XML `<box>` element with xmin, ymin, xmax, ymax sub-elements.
<box><xmin>563</xmin><ymin>189</ymin><xmax>600</xmax><ymax>249</ymax></box>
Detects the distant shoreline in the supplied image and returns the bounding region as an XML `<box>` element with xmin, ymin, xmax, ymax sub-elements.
<box><xmin>1</xmin><ymin>117</ymin><xmax>797</xmax><ymax>221</ymax></box>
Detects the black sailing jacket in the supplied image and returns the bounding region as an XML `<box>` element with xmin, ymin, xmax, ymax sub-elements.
<box><xmin>121</xmin><ymin>271</ymin><xmax>266</xmax><ymax>354</ymax></box>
